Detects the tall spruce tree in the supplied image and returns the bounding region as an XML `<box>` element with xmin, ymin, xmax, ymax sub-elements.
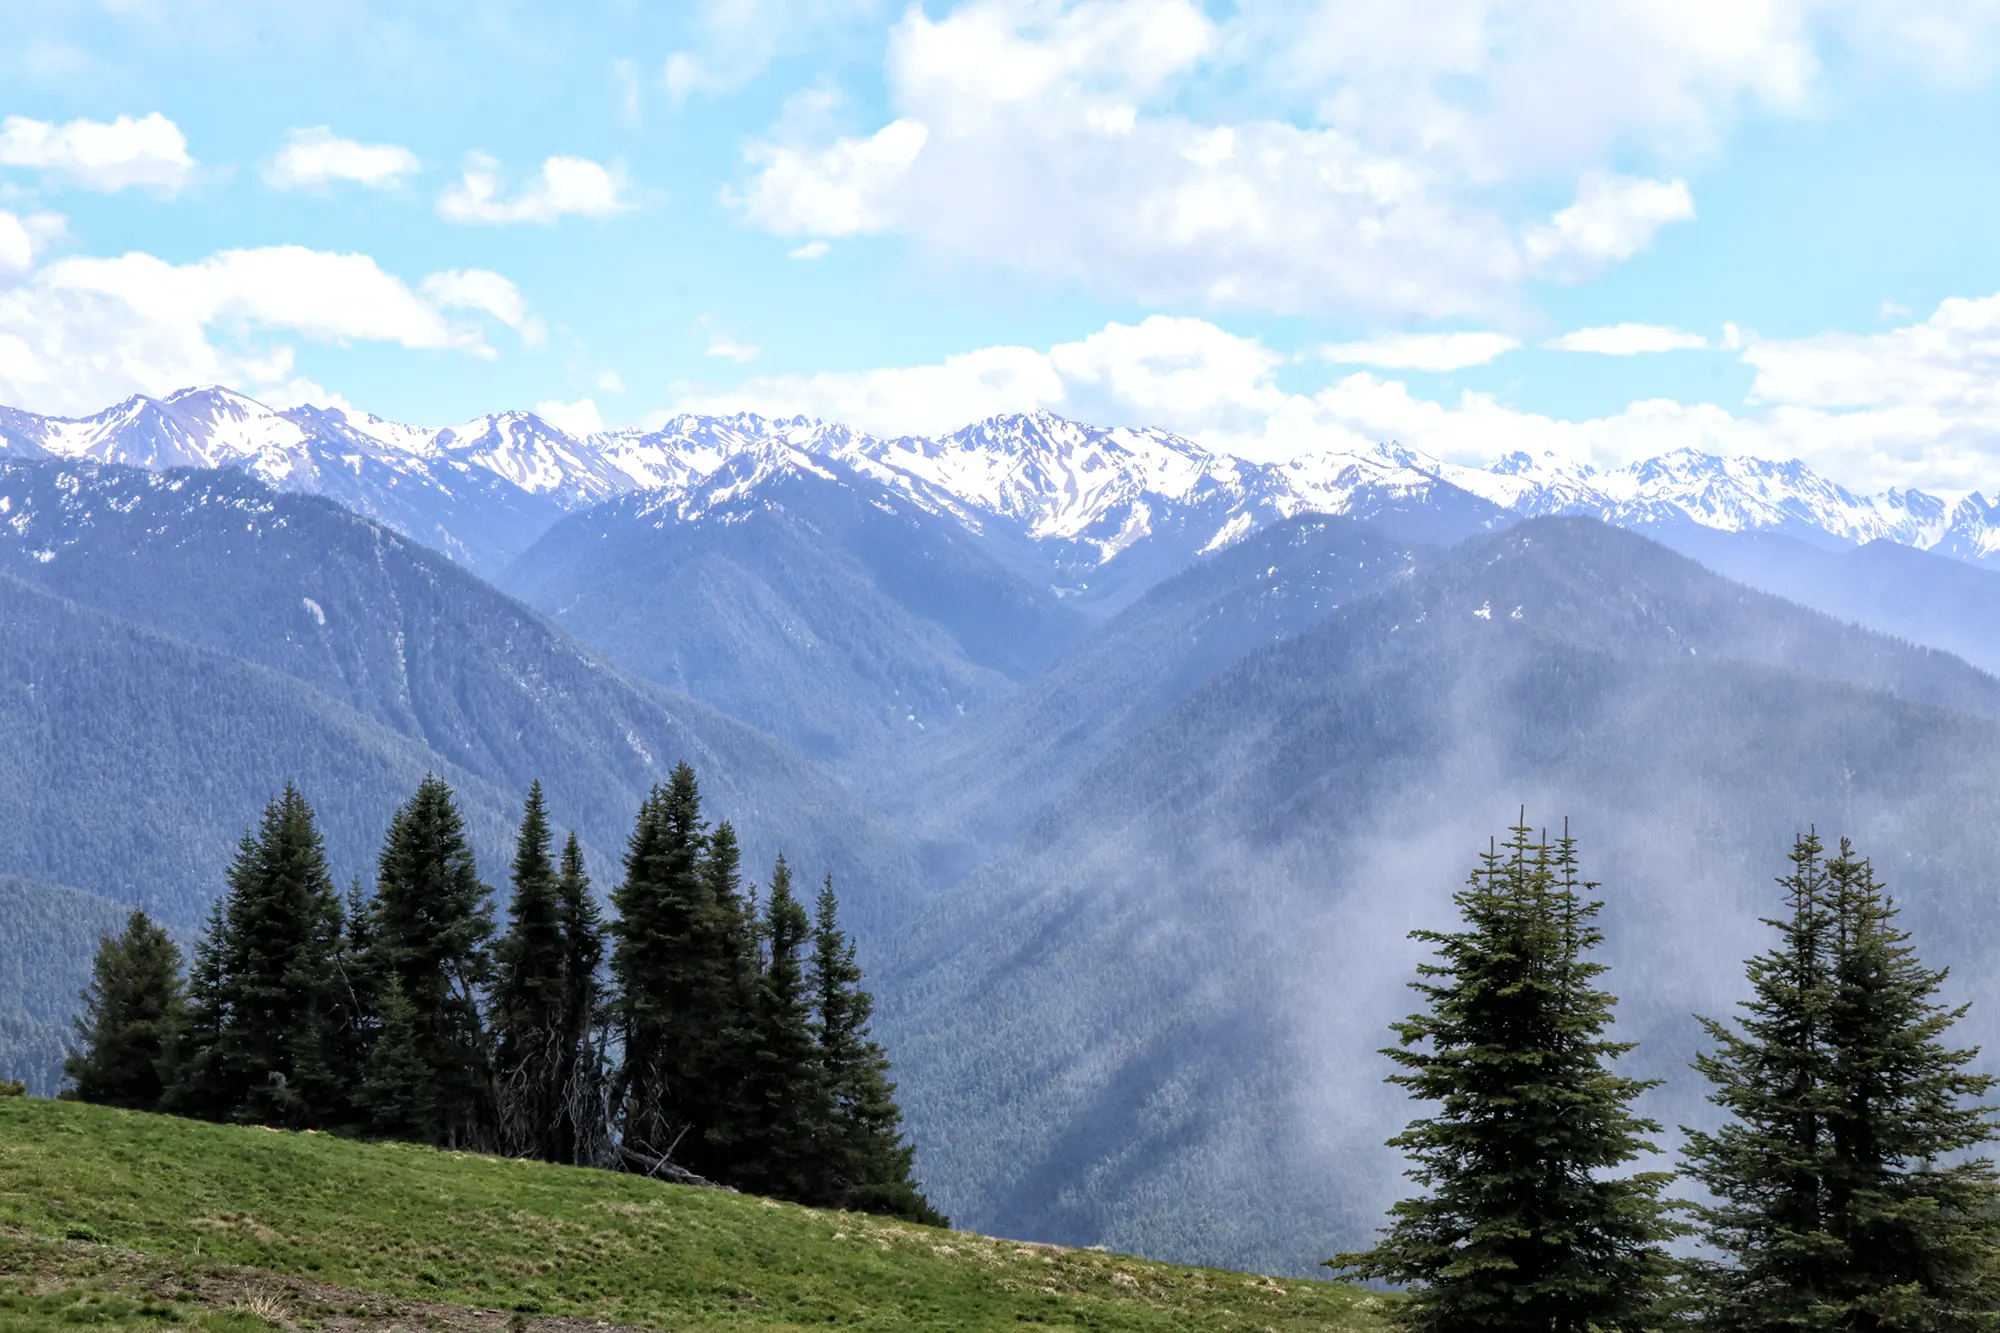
<box><xmin>610</xmin><ymin>764</ymin><xmax>744</xmax><ymax>1178</ymax></box>
<box><xmin>165</xmin><ymin>786</ymin><xmax>352</xmax><ymax>1129</ymax></box>
<box><xmin>65</xmin><ymin>910</ymin><xmax>185</xmax><ymax>1111</ymax></box>
<box><xmin>1332</xmin><ymin>819</ymin><xmax>1678</xmax><ymax>1333</ymax></box>
<box><xmin>807</xmin><ymin>875</ymin><xmax>944</xmax><ymax>1224</ymax></box>
<box><xmin>730</xmin><ymin>854</ymin><xmax>827</xmax><ymax>1202</ymax></box>
<box><xmin>494</xmin><ymin>783</ymin><xmax>567</xmax><ymax>1158</ymax></box>
<box><xmin>362</xmin><ymin>775</ymin><xmax>497</xmax><ymax>1149</ymax></box>
<box><xmin>1684</xmin><ymin>833</ymin><xmax>2000</xmax><ymax>1331</ymax></box>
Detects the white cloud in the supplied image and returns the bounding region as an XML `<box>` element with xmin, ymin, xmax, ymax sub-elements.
<box><xmin>0</xmin><ymin>210</ymin><xmax>64</xmax><ymax>277</ymax></box>
<box><xmin>788</xmin><ymin>240</ymin><xmax>832</xmax><ymax>260</ymax></box>
<box><xmin>535</xmin><ymin>397</ymin><xmax>607</xmax><ymax>437</ymax></box>
<box><xmin>265</xmin><ymin>127</ymin><xmax>419</xmax><ymax>191</ymax></box>
<box><xmin>0</xmin><ymin>244</ymin><xmax>537</xmax><ymax>417</ymax></box>
<box><xmin>671</xmin><ymin>300</ymin><xmax>2000</xmax><ymax>494</ymax></box>
<box><xmin>420</xmin><ymin>269</ymin><xmax>547</xmax><ymax>345</ymax></box>
<box><xmin>597</xmin><ymin>369</ymin><xmax>626</xmax><ymax>392</ymax></box>
<box><xmin>1548</xmin><ymin>324</ymin><xmax>1708</xmax><ymax>355</ymax></box>
<box><xmin>437</xmin><ymin>152</ymin><xmax>633</xmax><ymax>225</ymax></box>
<box><xmin>1320</xmin><ymin>331</ymin><xmax>1520</xmax><ymax>371</ymax></box>
<box><xmin>705</xmin><ymin>328</ymin><xmax>763</xmax><ymax>362</ymax></box>
<box><xmin>1525</xmin><ymin>172</ymin><xmax>1695</xmax><ymax>276</ymax></box>
<box><xmin>0</xmin><ymin>112</ymin><xmax>194</xmax><ymax>194</ymax></box>
<box><xmin>730</xmin><ymin>0</ymin><xmax>1992</xmax><ymax>317</ymax></box>
<box><xmin>740</xmin><ymin>119</ymin><xmax>928</xmax><ymax>236</ymax></box>
<box><xmin>46</xmin><ymin>247</ymin><xmax>484</xmax><ymax>352</ymax></box>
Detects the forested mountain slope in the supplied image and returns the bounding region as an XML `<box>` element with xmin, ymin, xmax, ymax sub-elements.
<box><xmin>882</xmin><ymin>518</ymin><xmax>2000</xmax><ymax>1278</ymax></box>
<box><xmin>879</xmin><ymin>515</ymin><xmax>1424</xmax><ymax>861</ymax></box>
<box><xmin>0</xmin><ymin>461</ymin><xmax>930</xmax><ymax>937</ymax></box>
<box><xmin>0</xmin><ymin>876</ymin><xmax>131</xmax><ymax>1094</ymax></box>
<box><xmin>502</xmin><ymin>447</ymin><xmax>1086</xmax><ymax>770</ymax></box>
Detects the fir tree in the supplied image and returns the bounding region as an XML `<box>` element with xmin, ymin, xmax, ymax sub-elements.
<box><xmin>609</xmin><ymin>763</ymin><xmax>735</xmax><ymax>1176</ymax></box>
<box><xmin>807</xmin><ymin>875</ymin><xmax>944</xmax><ymax>1225</ymax></box>
<box><xmin>730</xmin><ymin>854</ymin><xmax>827</xmax><ymax>1201</ymax></box>
<box><xmin>551</xmin><ymin>831</ymin><xmax>608</xmax><ymax>1166</ymax></box>
<box><xmin>1684</xmin><ymin>833</ymin><xmax>2000</xmax><ymax>1331</ymax></box>
<box><xmin>1331</xmin><ymin>818</ymin><xmax>1678</xmax><ymax>1333</ymax></box>
<box><xmin>362</xmin><ymin>775</ymin><xmax>497</xmax><ymax>1149</ymax></box>
<box><xmin>65</xmin><ymin>910</ymin><xmax>185</xmax><ymax>1111</ymax></box>
<box><xmin>165</xmin><ymin>786</ymin><xmax>352</xmax><ymax>1129</ymax></box>
<box><xmin>692</xmin><ymin>819</ymin><xmax>764</xmax><ymax>1177</ymax></box>
<box><xmin>494</xmin><ymin>782</ymin><xmax>567</xmax><ymax>1158</ymax></box>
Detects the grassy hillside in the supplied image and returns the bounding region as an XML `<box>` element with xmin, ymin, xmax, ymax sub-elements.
<box><xmin>0</xmin><ymin>1098</ymin><xmax>1384</xmax><ymax>1333</ymax></box>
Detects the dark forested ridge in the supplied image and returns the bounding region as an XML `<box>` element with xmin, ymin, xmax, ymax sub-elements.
<box><xmin>0</xmin><ymin>459</ymin><xmax>929</xmax><ymax>934</ymax></box>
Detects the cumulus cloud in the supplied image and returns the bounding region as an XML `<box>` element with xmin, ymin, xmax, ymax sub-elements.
<box><xmin>1320</xmin><ymin>331</ymin><xmax>1521</xmax><ymax>371</ymax></box>
<box><xmin>670</xmin><ymin>299</ymin><xmax>2000</xmax><ymax>494</ymax></box>
<box><xmin>265</xmin><ymin>127</ymin><xmax>420</xmax><ymax>191</ymax></box>
<box><xmin>0</xmin><ymin>112</ymin><xmax>195</xmax><ymax>194</ymax></box>
<box><xmin>728</xmin><ymin>0</ymin><xmax>1989</xmax><ymax>316</ymax></box>
<box><xmin>1548</xmin><ymin>324</ymin><xmax>1709</xmax><ymax>355</ymax></box>
<box><xmin>437</xmin><ymin>152</ymin><xmax>633</xmax><ymax>225</ymax></box>
<box><xmin>788</xmin><ymin>240</ymin><xmax>832</xmax><ymax>260</ymax></box>
<box><xmin>535</xmin><ymin>397</ymin><xmax>607</xmax><ymax>436</ymax></box>
<box><xmin>421</xmin><ymin>268</ymin><xmax>546</xmax><ymax>345</ymax></box>
<box><xmin>0</xmin><ymin>210</ymin><xmax>65</xmax><ymax>277</ymax></box>
<box><xmin>1525</xmin><ymin>172</ymin><xmax>1696</xmax><ymax>277</ymax></box>
<box><xmin>0</xmin><ymin>244</ymin><xmax>540</xmax><ymax>417</ymax></box>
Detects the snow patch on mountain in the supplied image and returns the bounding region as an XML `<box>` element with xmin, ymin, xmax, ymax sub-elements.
<box><xmin>5</xmin><ymin>386</ymin><xmax>2000</xmax><ymax>573</ymax></box>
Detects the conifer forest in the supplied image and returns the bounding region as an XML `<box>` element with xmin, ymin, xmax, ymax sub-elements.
<box><xmin>61</xmin><ymin>768</ymin><xmax>942</xmax><ymax>1227</ymax></box>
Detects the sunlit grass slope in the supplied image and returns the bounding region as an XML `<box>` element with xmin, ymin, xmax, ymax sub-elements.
<box><xmin>0</xmin><ymin>1098</ymin><xmax>1386</xmax><ymax>1332</ymax></box>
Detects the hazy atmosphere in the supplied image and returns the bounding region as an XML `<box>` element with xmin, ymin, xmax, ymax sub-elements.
<box><xmin>7</xmin><ymin>4</ymin><xmax>2000</xmax><ymax>1331</ymax></box>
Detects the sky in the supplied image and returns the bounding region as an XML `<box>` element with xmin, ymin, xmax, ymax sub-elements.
<box><xmin>6</xmin><ymin>1</ymin><xmax>2000</xmax><ymax>493</ymax></box>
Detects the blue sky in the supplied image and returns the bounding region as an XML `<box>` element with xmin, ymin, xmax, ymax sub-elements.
<box><xmin>5</xmin><ymin>0</ymin><xmax>2000</xmax><ymax>494</ymax></box>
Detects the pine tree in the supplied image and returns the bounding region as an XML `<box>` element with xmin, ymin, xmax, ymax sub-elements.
<box><xmin>729</xmin><ymin>854</ymin><xmax>827</xmax><ymax>1201</ymax></box>
<box><xmin>609</xmin><ymin>763</ymin><xmax>736</xmax><ymax>1176</ymax></box>
<box><xmin>164</xmin><ymin>786</ymin><xmax>352</xmax><ymax>1129</ymax></box>
<box><xmin>494</xmin><ymin>782</ymin><xmax>567</xmax><ymax>1158</ymax></box>
<box><xmin>807</xmin><ymin>875</ymin><xmax>944</xmax><ymax>1224</ymax></box>
<box><xmin>362</xmin><ymin>775</ymin><xmax>497</xmax><ymax>1149</ymax></box>
<box><xmin>1685</xmin><ymin>833</ymin><xmax>2000</xmax><ymax>1331</ymax></box>
<box><xmin>1331</xmin><ymin>818</ymin><xmax>1679</xmax><ymax>1333</ymax></box>
<box><xmin>65</xmin><ymin>910</ymin><xmax>185</xmax><ymax>1111</ymax></box>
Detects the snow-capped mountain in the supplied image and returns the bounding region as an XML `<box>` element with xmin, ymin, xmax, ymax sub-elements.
<box><xmin>5</xmin><ymin>387</ymin><xmax>2000</xmax><ymax>584</ymax></box>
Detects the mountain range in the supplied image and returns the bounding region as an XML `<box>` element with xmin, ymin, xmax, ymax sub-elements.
<box><xmin>11</xmin><ymin>386</ymin><xmax>2000</xmax><ymax>1281</ymax></box>
<box><xmin>9</xmin><ymin>387</ymin><xmax>2000</xmax><ymax>591</ymax></box>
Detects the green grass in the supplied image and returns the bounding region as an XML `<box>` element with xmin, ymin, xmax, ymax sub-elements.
<box><xmin>0</xmin><ymin>1098</ymin><xmax>1388</xmax><ymax>1332</ymax></box>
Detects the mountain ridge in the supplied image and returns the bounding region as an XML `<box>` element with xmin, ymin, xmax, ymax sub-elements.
<box><xmin>8</xmin><ymin>388</ymin><xmax>1998</xmax><ymax>584</ymax></box>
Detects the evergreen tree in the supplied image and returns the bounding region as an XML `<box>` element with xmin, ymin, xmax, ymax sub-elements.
<box><xmin>609</xmin><ymin>763</ymin><xmax>737</xmax><ymax>1176</ymax></box>
<box><xmin>164</xmin><ymin>786</ymin><xmax>352</xmax><ymax>1129</ymax></box>
<box><xmin>807</xmin><ymin>875</ymin><xmax>944</xmax><ymax>1225</ymax></box>
<box><xmin>1331</xmin><ymin>819</ymin><xmax>1678</xmax><ymax>1333</ymax></box>
<box><xmin>692</xmin><ymin>820</ymin><xmax>764</xmax><ymax>1177</ymax></box>
<box><xmin>65</xmin><ymin>910</ymin><xmax>185</xmax><ymax>1111</ymax></box>
<box><xmin>494</xmin><ymin>782</ymin><xmax>567</xmax><ymax>1158</ymax></box>
<box><xmin>730</xmin><ymin>855</ymin><xmax>827</xmax><ymax>1201</ymax></box>
<box><xmin>1684</xmin><ymin>833</ymin><xmax>2000</xmax><ymax>1331</ymax></box>
<box><xmin>551</xmin><ymin>831</ymin><xmax>608</xmax><ymax>1166</ymax></box>
<box><xmin>362</xmin><ymin>775</ymin><xmax>497</xmax><ymax>1149</ymax></box>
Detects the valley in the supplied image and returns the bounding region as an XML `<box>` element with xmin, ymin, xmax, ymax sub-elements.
<box><xmin>8</xmin><ymin>389</ymin><xmax>2000</xmax><ymax>1277</ymax></box>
